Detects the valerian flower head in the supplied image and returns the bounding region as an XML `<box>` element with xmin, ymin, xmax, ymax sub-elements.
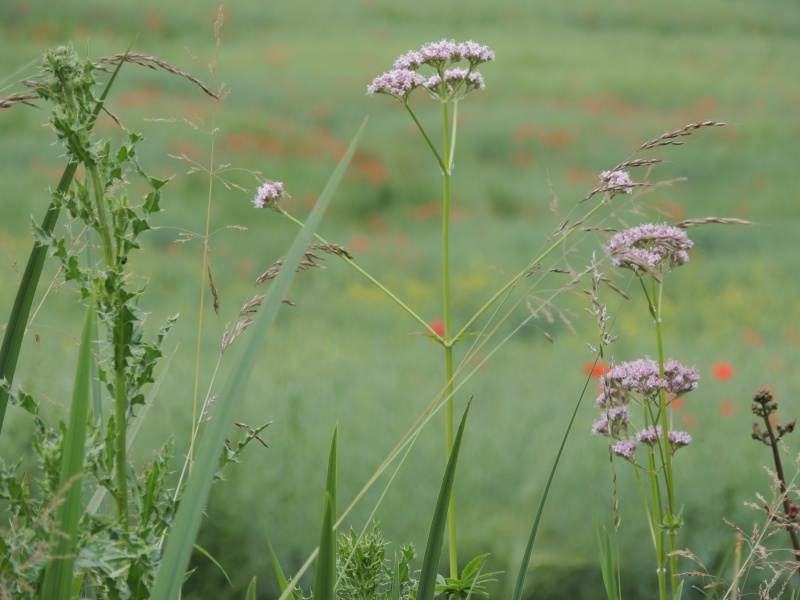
<box><xmin>591</xmin><ymin>406</ymin><xmax>630</xmax><ymax>438</ymax></box>
<box><xmin>612</xmin><ymin>439</ymin><xmax>637</xmax><ymax>460</ymax></box>
<box><xmin>595</xmin><ymin>385</ymin><xmax>631</xmax><ymax>409</ymax></box>
<box><xmin>599</xmin><ymin>170</ymin><xmax>634</xmax><ymax>193</ymax></box>
<box><xmin>369</xmin><ymin>40</ymin><xmax>493</xmax><ymax>101</ymax></box>
<box><xmin>668</xmin><ymin>430</ymin><xmax>692</xmax><ymax>452</ymax></box>
<box><xmin>367</xmin><ymin>69</ymin><xmax>426</xmax><ymax>101</ymax></box>
<box><xmin>393</xmin><ymin>51</ymin><xmax>425</xmax><ymax>71</ymax></box>
<box><xmin>424</xmin><ymin>69</ymin><xmax>485</xmax><ymax>98</ymax></box>
<box><xmin>456</xmin><ymin>40</ymin><xmax>495</xmax><ymax>66</ymax></box>
<box><xmin>602</xmin><ymin>358</ymin><xmax>699</xmax><ymax>399</ymax></box>
<box><xmin>636</xmin><ymin>425</ymin><xmax>663</xmax><ymax>446</ymax></box>
<box><xmin>635</xmin><ymin>426</ymin><xmax>692</xmax><ymax>453</ymax></box>
<box><xmin>419</xmin><ymin>39</ymin><xmax>459</xmax><ymax>66</ymax></box>
<box><xmin>604</xmin><ymin>223</ymin><xmax>693</xmax><ymax>273</ymax></box>
<box><xmin>663</xmin><ymin>359</ymin><xmax>700</xmax><ymax>394</ymax></box>
<box><xmin>253</xmin><ymin>181</ymin><xmax>286</xmax><ymax>209</ymax></box>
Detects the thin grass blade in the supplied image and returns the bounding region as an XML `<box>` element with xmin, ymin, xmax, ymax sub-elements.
<box><xmin>326</xmin><ymin>423</ymin><xmax>338</xmax><ymax>520</ymax></box>
<box><xmin>0</xmin><ymin>49</ymin><xmax>130</xmax><ymax>436</ymax></box>
<box><xmin>417</xmin><ymin>401</ymin><xmax>472</xmax><ymax>600</ymax></box>
<box><xmin>596</xmin><ymin>526</ymin><xmax>620</xmax><ymax>600</ymax></box>
<box><xmin>193</xmin><ymin>543</ymin><xmax>233</xmax><ymax>587</ymax></box>
<box><xmin>245</xmin><ymin>576</ymin><xmax>257</xmax><ymax>600</ymax></box>
<box><xmin>264</xmin><ymin>528</ymin><xmax>290</xmax><ymax>593</ymax></box>
<box><xmin>151</xmin><ymin>117</ymin><xmax>367</xmax><ymax>600</ymax></box>
<box><xmin>313</xmin><ymin>425</ymin><xmax>338</xmax><ymax>600</ymax></box>
<box><xmin>510</xmin><ymin>385</ymin><xmax>585</xmax><ymax>600</ymax></box>
<box><xmin>313</xmin><ymin>492</ymin><xmax>336</xmax><ymax>600</ymax></box>
<box><xmin>40</xmin><ymin>293</ymin><xmax>95</xmax><ymax>599</ymax></box>
<box><xmin>391</xmin><ymin>553</ymin><xmax>401</xmax><ymax>600</ymax></box>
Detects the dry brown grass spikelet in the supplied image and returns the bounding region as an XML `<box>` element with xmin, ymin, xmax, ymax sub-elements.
<box><xmin>639</xmin><ymin>120</ymin><xmax>727</xmax><ymax>151</ymax></box>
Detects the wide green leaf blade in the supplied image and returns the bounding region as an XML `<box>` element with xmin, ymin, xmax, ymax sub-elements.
<box><xmin>416</xmin><ymin>401</ymin><xmax>472</xmax><ymax>600</ymax></box>
<box><xmin>40</xmin><ymin>292</ymin><xmax>95</xmax><ymax>599</ymax></box>
<box><xmin>151</xmin><ymin>117</ymin><xmax>367</xmax><ymax>600</ymax></box>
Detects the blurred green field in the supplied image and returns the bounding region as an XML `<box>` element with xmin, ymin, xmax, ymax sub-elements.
<box><xmin>2</xmin><ymin>1</ymin><xmax>800</xmax><ymax>598</ymax></box>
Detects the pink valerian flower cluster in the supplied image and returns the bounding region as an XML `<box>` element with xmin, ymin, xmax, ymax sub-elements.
<box><xmin>253</xmin><ymin>181</ymin><xmax>287</xmax><ymax>209</ymax></box>
<box><xmin>604</xmin><ymin>223</ymin><xmax>693</xmax><ymax>273</ymax></box>
<box><xmin>591</xmin><ymin>406</ymin><xmax>630</xmax><ymax>437</ymax></box>
<box><xmin>368</xmin><ymin>39</ymin><xmax>494</xmax><ymax>102</ymax></box>
<box><xmin>367</xmin><ymin>69</ymin><xmax>426</xmax><ymax>99</ymax></box>
<box><xmin>612</xmin><ymin>439</ymin><xmax>637</xmax><ymax>460</ymax></box>
<box><xmin>592</xmin><ymin>357</ymin><xmax>699</xmax><ymax>459</ymax></box>
<box><xmin>599</xmin><ymin>169</ymin><xmax>634</xmax><ymax>193</ymax></box>
<box><xmin>610</xmin><ymin>427</ymin><xmax>692</xmax><ymax>461</ymax></box>
<box><xmin>424</xmin><ymin>69</ymin><xmax>485</xmax><ymax>96</ymax></box>
<box><xmin>595</xmin><ymin>358</ymin><xmax>699</xmax><ymax>408</ymax></box>
<box><xmin>636</xmin><ymin>426</ymin><xmax>692</xmax><ymax>453</ymax></box>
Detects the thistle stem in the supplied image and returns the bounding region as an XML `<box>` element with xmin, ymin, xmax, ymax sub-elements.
<box><xmin>113</xmin><ymin>292</ymin><xmax>129</xmax><ymax>524</ymax></box>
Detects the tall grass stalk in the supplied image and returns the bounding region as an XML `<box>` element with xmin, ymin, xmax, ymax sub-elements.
<box><xmin>189</xmin><ymin>8</ymin><xmax>224</xmax><ymax>469</ymax></box>
<box><xmin>150</xmin><ymin>117</ymin><xmax>367</xmax><ymax>600</ymax></box>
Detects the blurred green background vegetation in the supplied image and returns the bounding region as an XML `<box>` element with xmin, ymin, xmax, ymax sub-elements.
<box><xmin>2</xmin><ymin>0</ymin><xmax>800</xmax><ymax>598</ymax></box>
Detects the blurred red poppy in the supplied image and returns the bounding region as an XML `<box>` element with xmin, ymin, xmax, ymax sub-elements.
<box><xmin>718</xmin><ymin>399</ymin><xmax>737</xmax><ymax>418</ymax></box>
<box><xmin>583</xmin><ymin>361</ymin><xmax>610</xmax><ymax>379</ymax></box>
<box><xmin>429</xmin><ymin>319</ymin><xmax>445</xmax><ymax>338</ymax></box>
<box><xmin>711</xmin><ymin>362</ymin><xmax>735</xmax><ymax>381</ymax></box>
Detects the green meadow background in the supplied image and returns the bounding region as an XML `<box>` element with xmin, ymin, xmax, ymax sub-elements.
<box><xmin>2</xmin><ymin>1</ymin><xmax>800</xmax><ymax>598</ymax></box>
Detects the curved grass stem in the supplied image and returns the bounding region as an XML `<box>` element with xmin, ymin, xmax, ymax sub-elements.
<box><xmin>279</xmin><ymin>212</ymin><xmax>437</xmax><ymax>336</ymax></box>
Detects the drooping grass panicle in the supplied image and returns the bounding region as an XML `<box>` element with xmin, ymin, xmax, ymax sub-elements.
<box><xmin>639</xmin><ymin>120</ymin><xmax>727</xmax><ymax>151</ymax></box>
<box><xmin>94</xmin><ymin>53</ymin><xmax>219</xmax><ymax>99</ymax></box>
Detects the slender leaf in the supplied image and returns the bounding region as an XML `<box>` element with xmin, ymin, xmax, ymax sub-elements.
<box><xmin>313</xmin><ymin>425</ymin><xmax>338</xmax><ymax>600</ymax></box>
<box><xmin>245</xmin><ymin>577</ymin><xmax>257</xmax><ymax>600</ymax></box>
<box><xmin>0</xmin><ymin>49</ymin><xmax>129</xmax><ymax>436</ymax></box>
<box><xmin>326</xmin><ymin>424</ymin><xmax>338</xmax><ymax>522</ymax></box>
<box><xmin>313</xmin><ymin>492</ymin><xmax>336</xmax><ymax>600</ymax></box>
<box><xmin>151</xmin><ymin>117</ymin><xmax>367</xmax><ymax>600</ymax></box>
<box><xmin>41</xmin><ymin>293</ymin><xmax>95</xmax><ymax>599</ymax></box>
<box><xmin>596</xmin><ymin>526</ymin><xmax>620</xmax><ymax>600</ymax></box>
<box><xmin>193</xmin><ymin>543</ymin><xmax>233</xmax><ymax>587</ymax></box>
<box><xmin>672</xmin><ymin>580</ymin><xmax>684</xmax><ymax>600</ymax></box>
<box><xmin>264</xmin><ymin>528</ymin><xmax>290</xmax><ymax>593</ymax></box>
<box><xmin>417</xmin><ymin>401</ymin><xmax>472</xmax><ymax>600</ymax></box>
<box><xmin>391</xmin><ymin>553</ymin><xmax>401</xmax><ymax>600</ymax></box>
<box><xmin>510</xmin><ymin>386</ymin><xmax>585</xmax><ymax>600</ymax></box>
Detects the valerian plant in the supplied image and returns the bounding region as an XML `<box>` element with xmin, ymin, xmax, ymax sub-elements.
<box><xmin>252</xmin><ymin>39</ymin><xmax>739</xmax><ymax>600</ymax></box>
<box><xmin>592</xmin><ymin>223</ymin><xmax>702</xmax><ymax>600</ymax></box>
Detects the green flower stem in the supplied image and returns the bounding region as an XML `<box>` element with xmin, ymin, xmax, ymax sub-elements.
<box><xmin>455</xmin><ymin>199</ymin><xmax>608</xmax><ymax>342</ymax></box>
<box><xmin>441</xmin><ymin>99</ymin><xmax>460</xmax><ymax>580</ymax></box>
<box><xmin>279</xmin><ymin>212</ymin><xmax>437</xmax><ymax>337</ymax></box>
<box><xmin>404</xmin><ymin>103</ymin><xmax>445</xmax><ymax>172</ymax></box>
<box><xmin>645</xmin><ymin>446</ymin><xmax>667</xmax><ymax>600</ymax></box>
<box><xmin>448</xmin><ymin>102</ymin><xmax>459</xmax><ymax>170</ymax></box>
<box><xmin>650</xmin><ymin>275</ymin><xmax>678</xmax><ymax>597</ymax></box>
